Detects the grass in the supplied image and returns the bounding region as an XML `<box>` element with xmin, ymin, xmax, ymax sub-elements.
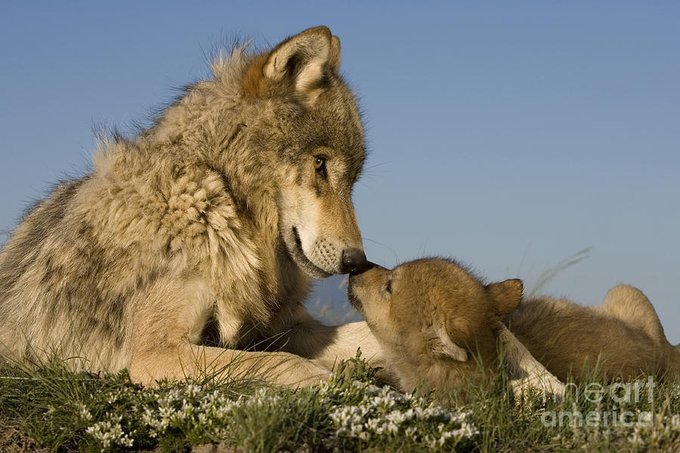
<box><xmin>1</xmin><ymin>354</ymin><xmax>679</xmax><ymax>452</ymax></box>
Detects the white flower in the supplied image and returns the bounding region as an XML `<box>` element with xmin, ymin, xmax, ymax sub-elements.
<box><xmin>86</xmin><ymin>416</ymin><xmax>133</xmax><ymax>449</ymax></box>
<box><xmin>76</xmin><ymin>403</ymin><xmax>93</xmax><ymax>422</ymax></box>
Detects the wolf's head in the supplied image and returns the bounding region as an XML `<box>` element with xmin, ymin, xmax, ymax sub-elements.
<box><xmin>151</xmin><ymin>27</ymin><xmax>368</xmax><ymax>278</ymax></box>
<box><xmin>349</xmin><ymin>259</ymin><xmax>523</xmax><ymax>369</ymax></box>
<box><xmin>236</xmin><ymin>27</ymin><xmax>368</xmax><ymax>278</ymax></box>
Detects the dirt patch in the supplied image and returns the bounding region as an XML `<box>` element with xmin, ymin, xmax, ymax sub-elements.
<box><xmin>0</xmin><ymin>419</ymin><xmax>47</xmax><ymax>453</ymax></box>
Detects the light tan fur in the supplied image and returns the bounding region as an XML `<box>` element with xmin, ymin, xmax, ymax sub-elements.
<box><xmin>349</xmin><ymin>258</ymin><xmax>680</xmax><ymax>401</ymax></box>
<box><xmin>506</xmin><ymin>284</ymin><xmax>680</xmax><ymax>382</ymax></box>
<box><xmin>348</xmin><ymin>258</ymin><xmax>564</xmax><ymax>401</ymax></box>
<box><xmin>0</xmin><ymin>26</ymin><xmax>384</xmax><ymax>387</ymax></box>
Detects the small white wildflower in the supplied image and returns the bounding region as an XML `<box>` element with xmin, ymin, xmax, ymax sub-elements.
<box><xmin>385</xmin><ymin>409</ymin><xmax>407</xmax><ymax>425</ymax></box>
<box><xmin>76</xmin><ymin>402</ymin><xmax>93</xmax><ymax>422</ymax></box>
<box><xmin>86</xmin><ymin>416</ymin><xmax>133</xmax><ymax>449</ymax></box>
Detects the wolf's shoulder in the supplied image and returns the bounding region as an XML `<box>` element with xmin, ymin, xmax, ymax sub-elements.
<box><xmin>82</xmin><ymin>149</ymin><xmax>248</xmax><ymax>256</ymax></box>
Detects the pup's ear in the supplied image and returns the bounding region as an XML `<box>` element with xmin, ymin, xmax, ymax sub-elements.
<box><xmin>432</xmin><ymin>324</ymin><xmax>468</xmax><ymax>362</ymax></box>
<box><xmin>263</xmin><ymin>26</ymin><xmax>337</xmax><ymax>105</ymax></box>
<box><xmin>487</xmin><ymin>279</ymin><xmax>523</xmax><ymax>315</ymax></box>
<box><xmin>328</xmin><ymin>35</ymin><xmax>341</xmax><ymax>73</ymax></box>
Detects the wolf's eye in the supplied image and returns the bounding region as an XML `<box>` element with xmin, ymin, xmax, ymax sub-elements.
<box><xmin>314</xmin><ymin>156</ymin><xmax>328</xmax><ymax>179</ymax></box>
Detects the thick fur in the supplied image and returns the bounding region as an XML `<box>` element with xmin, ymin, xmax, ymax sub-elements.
<box><xmin>0</xmin><ymin>26</ymin><xmax>384</xmax><ymax>386</ymax></box>
<box><xmin>349</xmin><ymin>258</ymin><xmax>680</xmax><ymax>401</ymax></box>
<box><xmin>348</xmin><ymin>258</ymin><xmax>564</xmax><ymax>400</ymax></box>
<box><xmin>506</xmin><ymin>284</ymin><xmax>680</xmax><ymax>382</ymax></box>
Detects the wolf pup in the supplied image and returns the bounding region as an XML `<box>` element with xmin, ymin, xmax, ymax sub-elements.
<box><xmin>350</xmin><ymin>259</ymin><xmax>679</xmax><ymax>400</ymax></box>
<box><xmin>348</xmin><ymin>258</ymin><xmax>564</xmax><ymax>400</ymax></box>
<box><xmin>0</xmin><ymin>26</ymin><xmax>383</xmax><ymax>386</ymax></box>
<box><xmin>506</xmin><ymin>285</ymin><xmax>680</xmax><ymax>382</ymax></box>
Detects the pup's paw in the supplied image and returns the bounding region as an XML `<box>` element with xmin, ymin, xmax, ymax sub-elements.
<box><xmin>511</xmin><ymin>371</ymin><xmax>565</xmax><ymax>404</ymax></box>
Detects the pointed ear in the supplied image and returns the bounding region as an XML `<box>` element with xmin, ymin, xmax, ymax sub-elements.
<box><xmin>328</xmin><ymin>35</ymin><xmax>341</xmax><ymax>73</ymax></box>
<box><xmin>432</xmin><ymin>324</ymin><xmax>468</xmax><ymax>362</ymax></box>
<box><xmin>487</xmin><ymin>279</ymin><xmax>523</xmax><ymax>315</ymax></box>
<box><xmin>263</xmin><ymin>26</ymin><xmax>336</xmax><ymax>104</ymax></box>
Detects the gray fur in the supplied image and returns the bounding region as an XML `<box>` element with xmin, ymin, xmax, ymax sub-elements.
<box><xmin>0</xmin><ymin>26</ymin><xmax>382</xmax><ymax>386</ymax></box>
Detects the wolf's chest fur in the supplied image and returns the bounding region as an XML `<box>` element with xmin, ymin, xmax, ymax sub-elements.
<box><xmin>0</xmin><ymin>142</ymin><xmax>308</xmax><ymax>367</ymax></box>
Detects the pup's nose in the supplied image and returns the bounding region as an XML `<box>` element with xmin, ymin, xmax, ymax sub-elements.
<box><xmin>341</xmin><ymin>248</ymin><xmax>369</xmax><ymax>274</ymax></box>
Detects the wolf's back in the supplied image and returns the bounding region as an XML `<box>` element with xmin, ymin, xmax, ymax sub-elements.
<box><xmin>0</xmin><ymin>174</ymin><xmax>137</xmax><ymax>370</ymax></box>
<box><xmin>0</xmin><ymin>177</ymin><xmax>87</xmax><ymax>307</ymax></box>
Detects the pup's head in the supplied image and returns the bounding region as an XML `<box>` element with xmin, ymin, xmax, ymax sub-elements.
<box><xmin>240</xmin><ymin>26</ymin><xmax>367</xmax><ymax>277</ymax></box>
<box><xmin>349</xmin><ymin>258</ymin><xmax>523</xmax><ymax>371</ymax></box>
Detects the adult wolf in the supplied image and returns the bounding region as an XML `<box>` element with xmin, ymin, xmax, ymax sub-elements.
<box><xmin>0</xmin><ymin>26</ymin><xmax>379</xmax><ymax>386</ymax></box>
<box><xmin>0</xmin><ymin>26</ymin><xmax>562</xmax><ymax>395</ymax></box>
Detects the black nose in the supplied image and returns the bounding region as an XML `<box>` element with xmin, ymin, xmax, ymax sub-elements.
<box><xmin>348</xmin><ymin>260</ymin><xmax>377</xmax><ymax>278</ymax></box>
<box><xmin>341</xmin><ymin>248</ymin><xmax>369</xmax><ymax>274</ymax></box>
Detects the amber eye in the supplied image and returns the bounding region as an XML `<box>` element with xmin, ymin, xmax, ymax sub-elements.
<box><xmin>314</xmin><ymin>156</ymin><xmax>328</xmax><ymax>178</ymax></box>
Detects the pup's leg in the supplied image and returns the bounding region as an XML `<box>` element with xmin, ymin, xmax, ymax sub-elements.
<box><xmin>599</xmin><ymin>285</ymin><xmax>680</xmax><ymax>379</ymax></box>
<box><xmin>499</xmin><ymin>326</ymin><xmax>565</xmax><ymax>401</ymax></box>
<box><xmin>597</xmin><ymin>284</ymin><xmax>670</xmax><ymax>347</ymax></box>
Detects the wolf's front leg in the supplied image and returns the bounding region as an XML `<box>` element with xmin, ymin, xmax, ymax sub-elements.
<box><xmin>499</xmin><ymin>326</ymin><xmax>565</xmax><ymax>401</ymax></box>
<box><xmin>128</xmin><ymin>279</ymin><xmax>330</xmax><ymax>387</ymax></box>
<box><xmin>273</xmin><ymin>308</ymin><xmax>386</xmax><ymax>371</ymax></box>
<box><xmin>129</xmin><ymin>343</ymin><xmax>330</xmax><ymax>387</ymax></box>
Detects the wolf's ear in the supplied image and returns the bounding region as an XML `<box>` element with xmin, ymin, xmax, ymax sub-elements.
<box><xmin>487</xmin><ymin>279</ymin><xmax>523</xmax><ymax>315</ymax></box>
<box><xmin>432</xmin><ymin>324</ymin><xmax>469</xmax><ymax>362</ymax></box>
<box><xmin>263</xmin><ymin>26</ymin><xmax>338</xmax><ymax>104</ymax></box>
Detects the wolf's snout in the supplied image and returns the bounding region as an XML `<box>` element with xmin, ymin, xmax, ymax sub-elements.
<box><xmin>349</xmin><ymin>260</ymin><xmax>376</xmax><ymax>277</ymax></box>
<box><xmin>341</xmin><ymin>248</ymin><xmax>368</xmax><ymax>274</ymax></box>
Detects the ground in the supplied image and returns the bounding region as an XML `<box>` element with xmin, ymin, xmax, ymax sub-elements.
<box><xmin>1</xmin><ymin>353</ymin><xmax>679</xmax><ymax>452</ymax></box>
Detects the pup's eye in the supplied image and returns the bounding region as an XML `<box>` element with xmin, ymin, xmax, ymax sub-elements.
<box><xmin>314</xmin><ymin>156</ymin><xmax>328</xmax><ymax>179</ymax></box>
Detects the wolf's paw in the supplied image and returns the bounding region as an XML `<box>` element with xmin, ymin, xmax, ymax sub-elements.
<box><xmin>276</xmin><ymin>359</ymin><xmax>332</xmax><ymax>388</ymax></box>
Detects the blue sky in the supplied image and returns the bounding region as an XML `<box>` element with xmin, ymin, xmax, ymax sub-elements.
<box><xmin>1</xmin><ymin>2</ymin><xmax>678</xmax><ymax>342</ymax></box>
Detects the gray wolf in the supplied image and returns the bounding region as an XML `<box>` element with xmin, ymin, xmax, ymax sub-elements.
<box><xmin>0</xmin><ymin>26</ymin><xmax>382</xmax><ymax>386</ymax></box>
<box><xmin>506</xmin><ymin>284</ymin><xmax>680</xmax><ymax>382</ymax></box>
<box><xmin>348</xmin><ymin>258</ymin><xmax>565</xmax><ymax>400</ymax></box>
